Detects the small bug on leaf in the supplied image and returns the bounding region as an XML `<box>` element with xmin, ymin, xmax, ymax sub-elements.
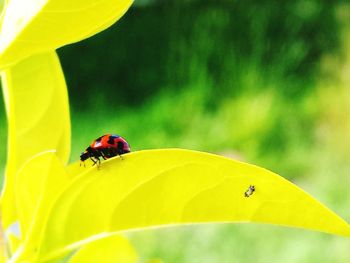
<box><xmin>80</xmin><ymin>134</ymin><xmax>131</xmax><ymax>167</ymax></box>
<box><xmin>244</xmin><ymin>185</ymin><xmax>255</xmax><ymax>197</ymax></box>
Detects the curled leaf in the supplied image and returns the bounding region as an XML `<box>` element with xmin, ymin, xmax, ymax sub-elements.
<box><xmin>0</xmin><ymin>51</ymin><xmax>70</xmax><ymax>243</ymax></box>
<box><xmin>15</xmin><ymin>151</ymin><xmax>71</xmax><ymax>250</ymax></box>
<box><xmin>31</xmin><ymin>149</ymin><xmax>350</xmax><ymax>261</ymax></box>
<box><xmin>10</xmin><ymin>151</ymin><xmax>73</xmax><ymax>262</ymax></box>
<box><xmin>0</xmin><ymin>0</ymin><xmax>133</xmax><ymax>68</ymax></box>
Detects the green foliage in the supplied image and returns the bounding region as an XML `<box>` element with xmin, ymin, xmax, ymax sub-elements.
<box><xmin>59</xmin><ymin>0</ymin><xmax>341</xmax><ymax>109</ymax></box>
<box><xmin>59</xmin><ymin>0</ymin><xmax>343</xmax><ymax>178</ymax></box>
<box><xmin>0</xmin><ymin>87</ymin><xmax>5</xmax><ymax>185</ymax></box>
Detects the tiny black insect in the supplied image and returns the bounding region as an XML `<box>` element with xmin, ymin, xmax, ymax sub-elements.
<box><xmin>244</xmin><ymin>185</ymin><xmax>255</xmax><ymax>197</ymax></box>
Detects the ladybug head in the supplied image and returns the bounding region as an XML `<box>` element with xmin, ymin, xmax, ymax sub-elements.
<box><xmin>80</xmin><ymin>151</ymin><xmax>89</xmax><ymax>161</ymax></box>
<box><xmin>80</xmin><ymin>150</ymin><xmax>90</xmax><ymax>167</ymax></box>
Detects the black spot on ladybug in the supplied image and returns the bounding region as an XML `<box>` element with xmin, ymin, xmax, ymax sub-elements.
<box><xmin>117</xmin><ymin>141</ymin><xmax>124</xmax><ymax>150</ymax></box>
<box><xmin>107</xmin><ymin>135</ymin><xmax>120</xmax><ymax>145</ymax></box>
<box><xmin>95</xmin><ymin>136</ymin><xmax>103</xmax><ymax>142</ymax></box>
<box><xmin>107</xmin><ymin>136</ymin><xmax>115</xmax><ymax>145</ymax></box>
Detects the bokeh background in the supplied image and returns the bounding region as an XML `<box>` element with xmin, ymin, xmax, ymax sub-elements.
<box><xmin>1</xmin><ymin>0</ymin><xmax>350</xmax><ymax>262</ymax></box>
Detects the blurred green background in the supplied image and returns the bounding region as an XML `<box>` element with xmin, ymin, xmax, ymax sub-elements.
<box><xmin>1</xmin><ymin>0</ymin><xmax>350</xmax><ymax>262</ymax></box>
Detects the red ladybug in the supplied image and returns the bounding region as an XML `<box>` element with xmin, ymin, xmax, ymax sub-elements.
<box><xmin>80</xmin><ymin>134</ymin><xmax>131</xmax><ymax>167</ymax></box>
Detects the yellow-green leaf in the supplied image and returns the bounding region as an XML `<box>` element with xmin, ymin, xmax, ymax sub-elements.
<box><xmin>10</xmin><ymin>151</ymin><xmax>76</xmax><ymax>262</ymax></box>
<box><xmin>0</xmin><ymin>51</ymin><xmax>70</xmax><ymax>238</ymax></box>
<box><xmin>68</xmin><ymin>235</ymin><xmax>137</xmax><ymax>263</ymax></box>
<box><xmin>33</xmin><ymin>149</ymin><xmax>350</xmax><ymax>262</ymax></box>
<box><xmin>0</xmin><ymin>220</ymin><xmax>6</xmax><ymax>263</ymax></box>
<box><xmin>15</xmin><ymin>151</ymin><xmax>71</xmax><ymax>249</ymax></box>
<box><xmin>0</xmin><ymin>0</ymin><xmax>133</xmax><ymax>69</ymax></box>
<box><xmin>0</xmin><ymin>0</ymin><xmax>6</xmax><ymax>26</ymax></box>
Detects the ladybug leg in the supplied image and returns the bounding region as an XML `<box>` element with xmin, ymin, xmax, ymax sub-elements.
<box><xmin>90</xmin><ymin>157</ymin><xmax>98</xmax><ymax>166</ymax></box>
<box><xmin>89</xmin><ymin>157</ymin><xmax>96</xmax><ymax>164</ymax></box>
<box><xmin>116</xmin><ymin>142</ymin><xmax>125</xmax><ymax>160</ymax></box>
<box><xmin>94</xmin><ymin>157</ymin><xmax>101</xmax><ymax>169</ymax></box>
<box><xmin>89</xmin><ymin>155</ymin><xmax>100</xmax><ymax>167</ymax></box>
<box><xmin>91</xmin><ymin>158</ymin><xmax>101</xmax><ymax>169</ymax></box>
<box><xmin>100</xmin><ymin>151</ymin><xmax>107</xmax><ymax>160</ymax></box>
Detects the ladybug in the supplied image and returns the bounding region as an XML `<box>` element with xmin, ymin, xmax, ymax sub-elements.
<box><xmin>80</xmin><ymin>134</ymin><xmax>131</xmax><ymax>167</ymax></box>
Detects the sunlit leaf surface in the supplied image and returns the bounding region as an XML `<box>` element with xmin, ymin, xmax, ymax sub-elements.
<box><xmin>0</xmin><ymin>51</ymin><xmax>70</xmax><ymax>238</ymax></box>
<box><xmin>11</xmin><ymin>152</ymin><xmax>136</xmax><ymax>263</ymax></box>
<box><xmin>15</xmin><ymin>151</ymin><xmax>71</xmax><ymax>259</ymax></box>
<box><xmin>0</xmin><ymin>0</ymin><xmax>5</xmax><ymax>26</ymax></box>
<box><xmin>32</xmin><ymin>149</ymin><xmax>350</xmax><ymax>262</ymax></box>
<box><xmin>11</xmin><ymin>152</ymin><xmax>137</xmax><ymax>263</ymax></box>
<box><xmin>0</xmin><ymin>0</ymin><xmax>133</xmax><ymax>68</ymax></box>
<box><xmin>69</xmin><ymin>235</ymin><xmax>137</xmax><ymax>263</ymax></box>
